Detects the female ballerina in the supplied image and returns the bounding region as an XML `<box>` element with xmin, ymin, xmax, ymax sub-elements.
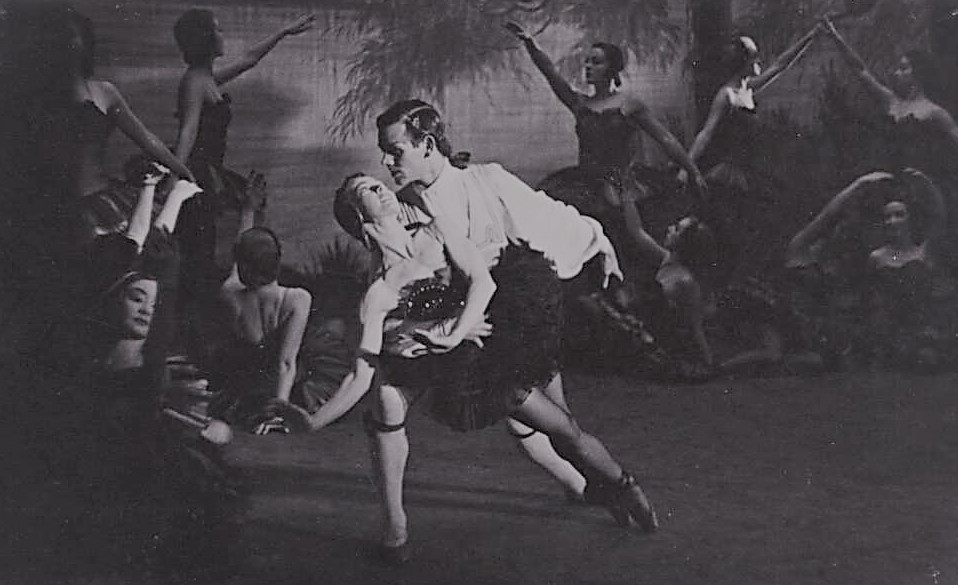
<box><xmin>205</xmin><ymin>174</ymin><xmax>315</xmax><ymax>433</ymax></box>
<box><xmin>786</xmin><ymin>169</ymin><xmax>948</xmax><ymax>369</ymax></box>
<box><xmin>283</xmin><ymin>173</ymin><xmax>657</xmax><ymax>564</ymax></box>
<box><xmin>684</xmin><ymin>24</ymin><xmax>823</xmax><ymax>278</ymax></box>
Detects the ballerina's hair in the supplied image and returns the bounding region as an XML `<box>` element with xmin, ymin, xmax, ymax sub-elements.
<box><xmin>724</xmin><ymin>35</ymin><xmax>760</xmax><ymax>78</ymax></box>
<box><xmin>903</xmin><ymin>49</ymin><xmax>944</xmax><ymax>102</ymax></box>
<box><xmin>174</xmin><ymin>8</ymin><xmax>217</xmax><ymax>66</ymax></box>
<box><xmin>333</xmin><ymin>173</ymin><xmax>372</xmax><ymax>248</ymax></box>
<box><xmin>375</xmin><ymin>100</ymin><xmax>454</xmax><ymax>157</ymax></box>
<box><xmin>673</xmin><ymin>216</ymin><xmax>718</xmax><ymax>274</ymax></box>
<box><xmin>235</xmin><ymin>227</ymin><xmax>283</xmax><ymax>287</ymax></box>
<box><xmin>592</xmin><ymin>42</ymin><xmax>625</xmax><ymax>87</ymax></box>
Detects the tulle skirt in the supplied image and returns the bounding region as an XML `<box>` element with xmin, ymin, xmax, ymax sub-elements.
<box><xmin>383</xmin><ymin>244</ymin><xmax>563</xmax><ymax>432</ymax></box>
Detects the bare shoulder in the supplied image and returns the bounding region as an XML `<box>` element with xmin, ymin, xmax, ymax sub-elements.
<box><xmin>285</xmin><ymin>286</ymin><xmax>313</xmax><ymax>311</ymax></box>
<box><xmin>619</xmin><ymin>92</ymin><xmax>651</xmax><ymax>116</ymax></box>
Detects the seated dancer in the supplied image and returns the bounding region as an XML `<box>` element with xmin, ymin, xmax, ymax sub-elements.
<box><xmin>205</xmin><ymin>174</ymin><xmax>314</xmax><ymax>433</ymax></box>
<box><xmin>282</xmin><ymin>173</ymin><xmax>657</xmax><ymax>564</ymax></box>
<box><xmin>786</xmin><ymin>169</ymin><xmax>949</xmax><ymax>369</ymax></box>
<box><xmin>37</xmin><ymin>171</ymin><xmax>242</xmax><ymax>577</ymax></box>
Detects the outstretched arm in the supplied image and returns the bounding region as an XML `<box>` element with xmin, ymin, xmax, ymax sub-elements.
<box><xmin>504</xmin><ymin>21</ymin><xmax>581</xmax><ymax>111</ymax></box>
<box><xmin>293</xmin><ymin>280</ymin><xmax>396</xmax><ymax>431</ymax></box>
<box><xmin>687</xmin><ymin>86</ymin><xmax>729</xmax><ymax>166</ymax></box>
<box><xmin>904</xmin><ymin>168</ymin><xmax>947</xmax><ymax>247</ymax></box>
<box><xmin>103</xmin><ymin>82</ymin><xmax>195</xmax><ymax>181</ymax></box>
<box><xmin>821</xmin><ymin>17</ymin><xmax>896</xmax><ymax>109</ymax></box>
<box><xmin>626</xmin><ymin>96</ymin><xmax>708</xmax><ymax>201</ymax></box>
<box><xmin>785</xmin><ymin>171</ymin><xmax>893</xmax><ymax>267</ymax></box>
<box><xmin>749</xmin><ymin>24</ymin><xmax>822</xmax><ymax>93</ymax></box>
<box><xmin>214</xmin><ymin>14</ymin><xmax>315</xmax><ymax>85</ymax></box>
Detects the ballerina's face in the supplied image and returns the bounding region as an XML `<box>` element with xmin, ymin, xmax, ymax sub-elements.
<box><xmin>892</xmin><ymin>56</ymin><xmax>915</xmax><ymax>93</ymax></box>
<box><xmin>117</xmin><ymin>278</ymin><xmax>157</xmax><ymax>339</ymax></box>
<box><xmin>211</xmin><ymin>18</ymin><xmax>225</xmax><ymax>57</ymax></box>
<box><xmin>664</xmin><ymin>216</ymin><xmax>696</xmax><ymax>249</ymax></box>
<box><xmin>882</xmin><ymin>200</ymin><xmax>910</xmax><ymax>240</ymax></box>
<box><xmin>584</xmin><ymin>46</ymin><xmax>612</xmax><ymax>85</ymax></box>
<box><xmin>349</xmin><ymin>175</ymin><xmax>402</xmax><ymax>222</ymax></box>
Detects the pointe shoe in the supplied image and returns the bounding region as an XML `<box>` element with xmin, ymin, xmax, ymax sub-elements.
<box><xmin>377</xmin><ymin>541</ymin><xmax>411</xmax><ymax>566</ymax></box>
<box><xmin>614</xmin><ymin>471</ymin><xmax>659</xmax><ymax>533</ymax></box>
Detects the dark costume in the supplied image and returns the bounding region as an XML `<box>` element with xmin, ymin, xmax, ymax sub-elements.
<box><xmin>379</xmin><ymin>226</ymin><xmax>562</xmax><ymax>432</ymax></box>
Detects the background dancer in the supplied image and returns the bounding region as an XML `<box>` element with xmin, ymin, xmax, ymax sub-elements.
<box><xmin>172</xmin><ymin>8</ymin><xmax>315</xmax><ymax>355</ymax></box>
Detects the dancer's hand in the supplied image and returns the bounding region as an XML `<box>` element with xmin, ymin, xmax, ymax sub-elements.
<box><xmin>854</xmin><ymin>171</ymin><xmax>894</xmax><ymax>185</ymax></box>
<box><xmin>601</xmin><ymin>249</ymin><xmax>624</xmax><ymax>289</ymax></box>
<box><xmin>168</xmin><ymin>178</ymin><xmax>203</xmax><ymax>202</ymax></box>
<box><xmin>243</xmin><ymin>171</ymin><xmax>268</xmax><ymax>212</ymax></box>
<box><xmin>463</xmin><ymin>318</ymin><xmax>493</xmax><ymax>349</ymax></box>
<box><xmin>820</xmin><ymin>14</ymin><xmax>840</xmax><ymax>39</ymax></box>
<box><xmin>269</xmin><ymin>399</ymin><xmax>314</xmax><ymax>433</ymax></box>
<box><xmin>503</xmin><ymin>21</ymin><xmax>532</xmax><ymax>42</ymax></box>
<box><xmin>411</xmin><ymin>328</ymin><xmax>464</xmax><ymax>354</ymax></box>
<box><xmin>282</xmin><ymin>14</ymin><xmax>316</xmax><ymax>37</ymax></box>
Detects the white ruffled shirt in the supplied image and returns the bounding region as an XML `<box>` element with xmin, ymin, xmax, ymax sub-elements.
<box><xmin>413</xmin><ymin>159</ymin><xmax>617</xmax><ymax>280</ymax></box>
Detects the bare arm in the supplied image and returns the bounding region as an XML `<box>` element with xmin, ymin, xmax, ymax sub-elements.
<box><xmin>153</xmin><ymin>178</ymin><xmax>202</xmax><ymax>234</ymax></box>
<box><xmin>125</xmin><ymin>180</ymin><xmax>158</xmax><ymax>252</ymax></box>
<box><xmin>300</xmin><ymin>283</ymin><xmax>395</xmax><ymax>431</ymax></box>
<box><xmin>504</xmin><ymin>21</ymin><xmax>581</xmax><ymax>111</ymax></box>
<box><xmin>687</xmin><ymin>87</ymin><xmax>730</xmax><ymax>165</ymax></box>
<box><xmin>904</xmin><ymin>168</ymin><xmax>947</xmax><ymax>247</ymax></box>
<box><xmin>273</xmin><ymin>288</ymin><xmax>311</xmax><ymax>402</ymax></box>
<box><xmin>821</xmin><ymin>18</ymin><xmax>896</xmax><ymax>109</ymax></box>
<box><xmin>102</xmin><ymin>82</ymin><xmax>195</xmax><ymax>181</ymax></box>
<box><xmin>627</xmin><ymin>97</ymin><xmax>708</xmax><ymax>200</ymax></box>
<box><xmin>749</xmin><ymin>24</ymin><xmax>822</xmax><ymax>93</ymax></box>
<box><xmin>785</xmin><ymin>171</ymin><xmax>893</xmax><ymax>267</ymax></box>
<box><xmin>668</xmin><ymin>276</ymin><xmax>712</xmax><ymax>365</ymax></box>
<box><xmin>214</xmin><ymin>15</ymin><xmax>315</xmax><ymax>85</ymax></box>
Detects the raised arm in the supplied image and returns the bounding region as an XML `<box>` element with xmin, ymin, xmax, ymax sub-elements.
<box><xmin>625</xmin><ymin>96</ymin><xmax>708</xmax><ymax>200</ymax></box>
<box><xmin>749</xmin><ymin>24</ymin><xmax>822</xmax><ymax>93</ymax></box>
<box><xmin>153</xmin><ymin>177</ymin><xmax>202</xmax><ymax>234</ymax></box>
<box><xmin>785</xmin><ymin>171</ymin><xmax>893</xmax><ymax>267</ymax></box>
<box><xmin>413</xmin><ymin>216</ymin><xmax>497</xmax><ymax>353</ymax></box>
<box><xmin>125</xmin><ymin>171</ymin><xmax>161</xmax><ymax>252</ymax></box>
<box><xmin>224</xmin><ymin>172</ymin><xmax>266</xmax><ymax>286</ymax></box>
<box><xmin>821</xmin><ymin>17</ymin><xmax>896</xmax><ymax>109</ymax></box>
<box><xmin>504</xmin><ymin>21</ymin><xmax>582</xmax><ymax>111</ymax></box>
<box><xmin>213</xmin><ymin>14</ymin><xmax>315</xmax><ymax>85</ymax></box>
<box><xmin>903</xmin><ymin>168</ymin><xmax>947</xmax><ymax>247</ymax></box>
<box><xmin>101</xmin><ymin>82</ymin><xmax>195</xmax><ymax>181</ymax></box>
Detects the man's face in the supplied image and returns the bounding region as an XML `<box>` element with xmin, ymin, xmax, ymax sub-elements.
<box><xmin>377</xmin><ymin>121</ymin><xmax>430</xmax><ymax>188</ymax></box>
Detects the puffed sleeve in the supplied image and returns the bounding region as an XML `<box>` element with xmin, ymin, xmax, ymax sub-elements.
<box><xmin>478</xmin><ymin>163</ymin><xmax>616</xmax><ymax>280</ymax></box>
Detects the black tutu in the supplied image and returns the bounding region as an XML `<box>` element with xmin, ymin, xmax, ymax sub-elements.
<box><xmin>383</xmin><ymin>244</ymin><xmax>563</xmax><ymax>432</ymax></box>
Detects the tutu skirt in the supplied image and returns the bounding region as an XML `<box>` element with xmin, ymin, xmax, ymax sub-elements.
<box><xmin>383</xmin><ymin>244</ymin><xmax>563</xmax><ymax>431</ymax></box>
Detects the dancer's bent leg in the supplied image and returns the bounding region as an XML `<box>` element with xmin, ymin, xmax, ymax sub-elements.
<box><xmin>511</xmin><ymin>388</ymin><xmax>658</xmax><ymax>532</ymax></box>
<box><xmin>365</xmin><ymin>383</ymin><xmax>410</xmax><ymax>552</ymax></box>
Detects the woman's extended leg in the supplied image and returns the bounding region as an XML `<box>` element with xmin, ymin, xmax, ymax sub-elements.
<box><xmin>511</xmin><ymin>387</ymin><xmax>658</xmax><ymax>532</ymax></box>
<box><xmin>366</xmin><ymin>383</ymin><xmax>411</xmax><ymax>561</ymax></box>
<box><xmin>505</xmin><ymin>373</ymin><xmax>586</xmax><ymax>501</ymax></box>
